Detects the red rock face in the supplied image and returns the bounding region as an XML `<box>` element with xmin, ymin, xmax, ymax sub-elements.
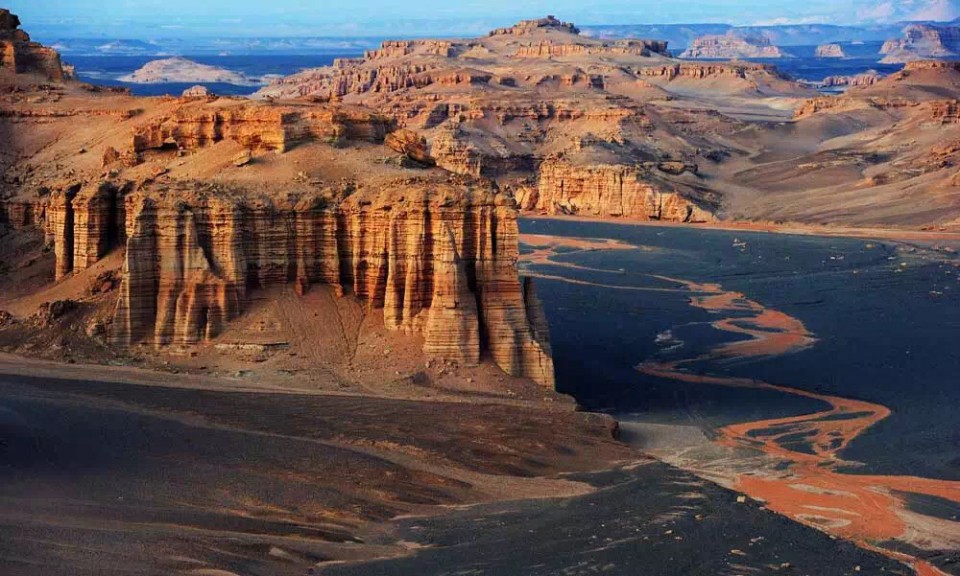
<box><xmin>0</xmin><ymin>8</ymin><xmax>67</xmax><ymax>81</ymax></box>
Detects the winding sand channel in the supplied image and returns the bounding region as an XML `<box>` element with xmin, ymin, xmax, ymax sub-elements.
<box><xmin>520</xmin><ymin>230</ymin><xmax>960</xmax><ymax>576</ymax></box>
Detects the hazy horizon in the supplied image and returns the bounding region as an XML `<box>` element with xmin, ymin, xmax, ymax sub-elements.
<box><xmin>8</xmin><ymin>0</ymin><xmax>960</xmax><ymax>39</ymax></box>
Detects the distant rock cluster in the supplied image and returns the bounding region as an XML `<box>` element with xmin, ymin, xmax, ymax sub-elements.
<box><xmin>881</xmin><ymin>23</ymin><xmax>960</xmax><ymax>63</ymax></box>
<box><xmin>680</xmin><ymin>32</ymin><xmax>786</xmax><ymax>59</ymax></box>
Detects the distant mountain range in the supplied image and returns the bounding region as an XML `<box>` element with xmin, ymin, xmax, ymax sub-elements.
<box><xmin>579</xmin><ymin>23</ymin><xmax>921</xmax><ymax>49</ymax></box>
<box><xmin>45</xmin><ymin>36</ymin><xmax>381</xmax><ymax>57</ymax></box>
<box><xmin>39</xmin><ymin>18</ymin><xmax>960</xmax><ymax>57</ymax></box>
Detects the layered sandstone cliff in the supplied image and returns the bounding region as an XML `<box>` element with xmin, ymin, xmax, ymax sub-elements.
<box><xmin>0</xmin><ymin>8</ymin><xmax>68</xmax><ymax>80</ymax></box>
<box><xmin>679</xmin><ymin>33</ymin><xmax>785</xmax><ymax>59</ymax></box>
<box><xmin>131</xmin><ymin>101</ymin><xmax>390</xmax><ymax>154</ymax></box>
<box><xmin>31</xmin><ymin>178</ymin><xmax>555</xmax><ymax>386</ymax></box>
<box><xmin>526</xmin><ymin>159</ymin><xmax>716</xmax><ymax>222</ymax></box>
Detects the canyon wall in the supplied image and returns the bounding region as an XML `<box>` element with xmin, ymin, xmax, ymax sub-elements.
<box><xmin>23</xmin><ymin>181</ymin><xmax>555</xmax><ymax>386</ymax></box>
<box><xmin>524</xmin><ymin>159</ymin><xmax>716</xmax><ymax>222</ymax></box>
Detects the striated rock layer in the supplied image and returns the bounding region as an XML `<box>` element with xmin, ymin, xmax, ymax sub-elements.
<box><xmin>131</xmin><ymin>102</ymin><xmax>390</xmax><ymax>154</ymax></box>
<box><xmin>529</xmin><ymin>159</ymin><xmax>717</xmax><ymax>222</ymax></box>
<box><xmin>31</xmin><ymin>179</ymin><xmax>555</xmax><ymax>386</ymax></box>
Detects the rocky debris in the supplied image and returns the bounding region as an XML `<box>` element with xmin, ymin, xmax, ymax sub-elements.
<box><xmin>87</xmin><ymin>270</ymin><xmax>119</xmax><ymax>295</ymax></box>
<box><xmin>102</xmin><ymin>146</ymin><xmax>121</xmax><ymax>167</ymax></box>
<box><xmin>657</xmin><ymin>161</ymin><xmax>697</xmax><ymax>176</ymax></box>
<box><xmin>881</xmin><ymin>23</ymin><xmax>960</xmax><ymax>64</ymax></box>
<box><xmin>0</xmin><ymin>310</ymin><xmax>14</xmax><ymax>327</ymax></box>
<box><xmin>181</xmin><ymin>85</ymin><xmax>213</xmax><ymax>98</ymax></box>
<box><xmin>815</xmin><ymin>43</ymin><xmax>845</xmax><ymax>58</ymax></box>
<box><xmin>680</xmin><ymin>32</ymin><xmax>785</xmax><ymax>59</ymax></box>
<box><xmin>385</xmin><ymin>129</ymin><xmax>435</xmax><ymax>166</ymax></box>
<box><xmin>0</xmin><ymin>8</ymin><xmax>68</xmax><ymax>80</ymax></box>
<box><xmin>233</xmin><ymin>149</ymin><xmax>252</xmax><ymax>167</ymax></box>
<box><xmin>34</xmin><ymin>300</ymin><xmax>78</xmax><ymax>328</ymax></box>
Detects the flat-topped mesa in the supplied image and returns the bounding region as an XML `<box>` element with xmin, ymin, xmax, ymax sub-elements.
<box><xmin>106</xmin><ymin>182</ymin><xmax>554</xmax><ymax>386</ymax></box>
<box><xmin>490</xmin><ymin>16</ymin><xmax>580</xmax><ymax>37</ymax></box>
<box><xmin>0</xmin><ymin>8</ymin><xmax>69</xmax><ymax>80</ymax></box>
<box><xmin>131</xmin><ymin>102</ymin><xmax>391</xmax><ymax>154</ymax></box>
<box><xmin>816</xmin><ymin>43</ymin><xmax>845</xmax><ymax>58</ymax></box>
<box><xmin>680</xmin><ymin>32</ymin><xmax>785</xmax><ymax>59</ymax></box>
<box><xmin>528</xmin><ymin>159</ymin><xmax>717</xmax><ymax>222</ymax></box>
<box><xmin>881</xmin><ymin>23</ymin><xmax>960</xmax><ymax>64</ymax></box>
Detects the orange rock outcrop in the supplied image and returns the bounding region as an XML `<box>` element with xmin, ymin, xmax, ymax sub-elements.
<box><xmin>531</xmin><ymin>159</ymin><xmax>716</xmax><ymax>222</ymax></box>
<box><xmin>0</xmin><ymin>8</ymin><xmax>68</xmax><ymax>80</ymax></box>
<box><xmin>131</xmin><ymin>102</ymin><xmax>390</xmax><ymax>154</ymax></box>
<box><xmin>24</xmin><ymin>177</ymin><xmax>555</xmax><ymax>386</ymax></box>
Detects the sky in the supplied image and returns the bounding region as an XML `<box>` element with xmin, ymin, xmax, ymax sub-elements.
<box><xmin>8</xmin><ymin>0</ymin><xmax>960</xmax><ymax>38</ymax></box>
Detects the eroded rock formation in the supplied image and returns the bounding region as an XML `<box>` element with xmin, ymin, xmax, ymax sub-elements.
<box><xmin>22</xmin><ymin>177</ymin><xmax>555</xmax><ymax>386</ymax></box>
<box><xmin>531</xmin><ymin>159</ymin><xmax>716</xmax><ymax>222</ymax></box>
<box><xmin>0</xmin><ymin>8</ymin><xmax>68</xmax><ymax>80</ymax></box>
<box><xmin>821</xmin><ymin>70</ymin><xmax>882</xmax><ymax>89</ymax></box>
<box><xmin>131</xmin><ymin>101</ymin><xmax>390</xmax><ymax>154</ymax></box>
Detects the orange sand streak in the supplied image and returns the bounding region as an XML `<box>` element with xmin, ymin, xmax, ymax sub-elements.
<box><xmin>639</xmin><ymin>276</ymin><xmax>960</xmax><ymax>576</ymax></box>
<box><xmin>521</xmin><ymin>233</ymin><xmax>960</xmax><ymax>576</ymax></box>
